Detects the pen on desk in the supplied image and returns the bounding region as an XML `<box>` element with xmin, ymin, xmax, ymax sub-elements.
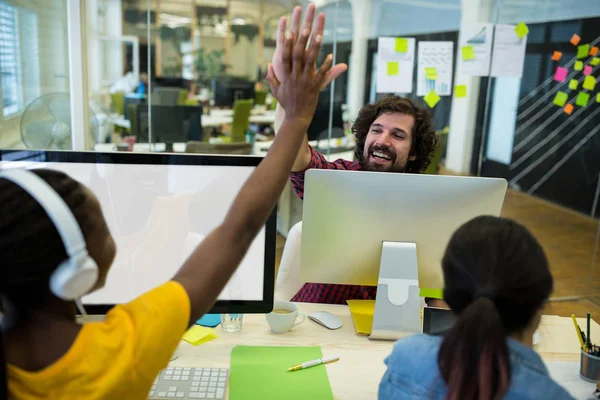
<box><xmin>587</xmin><ymin>313</ymin><xmax>592</xmax><ymax>350</ymax></box>
<box><xmin>287</xmin><ymin>355</ymin><xmax>340</xmax><ymax>372</ymax></box>
<box><xmin>572</xmin><ymin>314</ymin><xmax>585</xmax><ymax>350</ymax></box>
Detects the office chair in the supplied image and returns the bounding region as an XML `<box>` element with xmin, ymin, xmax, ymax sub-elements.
<box><xmin>185</xmin><ymin>141</ymin><xmax>252</xmax><ymax>155</ymax></box>
<box><xmin>255</xmin><ymin>90</ymin><xmax>268</xmax><ymax>106</ymax></box>
<box><xmin>274</xmin><ymin>221</ymin><xmax>304</xmax><ymax>301</ymax></box>
<box><xmin>231</xmin><ymin>99</ymin><xmax>254</xmax><ymax>142</ymax></box>
<box><xmin>425</xmin><ymin>130</ymin><xmax>448</xmax><ymax>175</ymax></box>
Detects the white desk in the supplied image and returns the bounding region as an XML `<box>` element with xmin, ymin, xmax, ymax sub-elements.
<box><xmin>108</xmin><ymin>112</ymin><xmax>276</xmax><ymax>129</ymax></box>
<box><xmin>169</xmin><ymin>303</ymin><xmax>600</xmax><ymax>399</ymax></box>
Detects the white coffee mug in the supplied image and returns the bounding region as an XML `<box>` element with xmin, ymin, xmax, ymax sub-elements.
<box><xmin>266</xmin><ymin>301</ymin><xmax>306</xmax><ymax>334</ymax></box>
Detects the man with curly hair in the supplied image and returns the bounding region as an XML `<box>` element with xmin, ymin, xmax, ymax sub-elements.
<box><xmin>272</xmin><ymin>5</ymin><xmax>438</xmax><ymax>304</ymax></box>
<box><xmin>283</xmin><ymin>95</ymin><xmax>438</xmax><ymax>200</ymax></box>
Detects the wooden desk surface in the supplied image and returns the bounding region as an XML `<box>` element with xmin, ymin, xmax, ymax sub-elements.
<box><xmin>169</xmin><ymin>303</ymin><xmax>600</xmax><ymax>399</ymax></box>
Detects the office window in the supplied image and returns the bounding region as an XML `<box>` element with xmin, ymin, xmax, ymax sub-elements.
<box><xmin>0</xmin><ymin>1</ymin><xmax>21</xmax><ymax>117</ymax></box>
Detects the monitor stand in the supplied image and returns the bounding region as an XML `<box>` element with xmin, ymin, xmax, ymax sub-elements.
<box><xmin>369</xmin><ymin>241</ymin><xmax>421</xmax><ymax>341</ymax></box>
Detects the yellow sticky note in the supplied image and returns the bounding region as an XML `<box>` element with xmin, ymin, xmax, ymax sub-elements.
<box><xmin>395</xmin><ymin>38</ymin><xmax>408</xmax><ymax>53</ymax></box>
<box><xmin>583</xmin><ymin>75</ymin><xmax>596</xmax><ymax>91</ymax></box>
<box><xmin>347</xmin><ymin>300</ymin><xmax>375</xmax><ymax>335</ymax></box>
<box><xmin>591</xmin><ymin>57</ymin><xmax>600</xmax><ymax>66</ymax></box>
<box><xmin>575</xmin><ymin>61</ymin><xmax>583</xmax><ymax>71</ymax></box>
<box><xmin>182</xmin><ymin>325</ymin><xmax>217</xmax><ymax>346</ymax></box>
<box><xmin>424</xmin><ymin>90</ymin><xmax>441</xmax><ymax>108</ymax></box>
<box><xmin>425</xmin><ymin>67</ymin><xmax>438</xmax><ymax>80</ymax></box>
<box><xmin>569</xmin><ymin>79</ymin><xmax>578</xmax><ymax>90</ymax></box>
<box><xmin>462</xmin><ymin>46</ymin><xmax>475</xmax><ymax>60</ymax></box>
<box><xmin>597</xmin><ymin>93</ymin><xmax>600</xmax><ymax>103</ymax></box>
<box><xmin>514</xmin><ymin>22</ymin><xmax>529</xmax><ymax>39</ymax></box>
<box><xmin>455</xmin><ymin>85</ymin><xmax>467</xmax><ymax>98</ymax></box>
<box><xmin>387</xmin><ymin>61</ymin><xmax>399</xmax><ymax>76</ymax></box>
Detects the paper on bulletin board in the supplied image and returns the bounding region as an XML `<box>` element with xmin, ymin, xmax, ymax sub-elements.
<box><xmin>376</xmin><ymin>37</ymin><xmax>416</xmax><ymax>94</ymax></box>
<box><xmin>457</xmin><ymin>22</ymin><xmax>494</xmax><ymax>76</ymax></box>
<box><xmin>490</xmin><ymin>24</ymin><xmax>528</xmax><ymax>78</ymax></box>
<box><xmin>417</xmin><ymin>41</ymin><xmax>454</xmax><ymax>96</ymax></box>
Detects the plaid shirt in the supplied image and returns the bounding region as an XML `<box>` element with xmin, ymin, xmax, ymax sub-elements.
<box><xmin>289</xmin><ymin>145</ymin><xmax>377</xmax><ymax>304</ymax></box>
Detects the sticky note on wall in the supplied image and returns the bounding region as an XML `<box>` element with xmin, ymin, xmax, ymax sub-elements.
<box><xmin>425</xmin><ymin>67</ymin><xmax>438</xmax><ymax>80</ymax></box>
<box><xmin>424</xmin><ymin>90</ymin><xmax>440</xmax><ymax>108</ymax></box>
<box><xmin>590</xmin><ymin>46</ymin><xmax>599</xmax><ymax>56</ymax></box>
<box><xmin>583</xmin><ymin>75</ymin><xmax>596</xmax><ymax>91</ymax></box>
<box><xmin>584</xmin><ymin>65</ymin><xmax>593</xmax><ymax>76</ymax></box>
<box><xmin>575</xmin><ymin>61</ymin><xmax>583</xmax><ymax>71</ymax></box>
<box><xmin>387</xmin><ymin>61</ymin><xmax>399</xmax><ymax>76</ymax></box>
<box><xmin>553</xmin><ymin>91</ymin><xmax>568</xmax><ymax>107</ymax></box>
<box><xmin>564</xmin><ymin>104</ymin><xmax>574</xmax><ymax>115</ymax></box>
<box><xmin>592</xmin><ymin>58</ymin><xmax>600</xmax><ymax>66</ymax></box>
<box><xmin>570</xmin><ymin>34</ymin><xmax>581</xmax><ymax>46</ymax></box>
<box><xmin>554</xmin><ymin>66</ymin><xmax>568</xmax><ymax>82</ymax></box>
<box><xmin>455</xmin><ymin>85</ymin><xmax>467</xmax><ymax>98</ymax></box>
<box><xmin>576</xmin><ymin>92</ymin><xmax>590</xmax><ymax>107</ymax></box>
<box><xmin>462</xmin><ymin>46</ymin><xmax>475</xmax><ymax>60</ymax></box>
<box><xmin>514</xmin><ymin>22</ymin><xmax>529</xmax><ymax>39</ymax></box>
<box><xmin>569</xmin><ymin>79</ymin><xmax>579</xmax><ymax>90</ymax></box>
<box><xmin>395</xmin><ymin>38</ymin><xmax>408</xmax><ymax>53</ymax></box>
<box><xmin>552</xmin><ymin>51</ymin><xmax>562</xmax><ymax>61</ymax></box>
<box><xmin>578</xmin><ymin>44</ymin><xmax>590</xmax><ymax>59</ymax></box>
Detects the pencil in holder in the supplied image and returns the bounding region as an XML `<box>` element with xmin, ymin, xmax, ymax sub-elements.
<box><xmin>580</xmin><ymin>349</ymin><xmax>600</xmax><ymax>383</ymax></box>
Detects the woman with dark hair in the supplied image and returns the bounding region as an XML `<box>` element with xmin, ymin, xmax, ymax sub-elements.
<box><xmin>378</xmin><ymin>216</ymin><xmax>573</xmax><ymax>399</ymax></box>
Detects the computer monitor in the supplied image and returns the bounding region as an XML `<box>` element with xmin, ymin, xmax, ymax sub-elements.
<box><xmin>307</xmin><ymin>103</ymin><xmax>344</xmax><ymax>142</ymax></box>
<box><xmin>136</xmin><ymin>105</ymin><xmax>203</xmax><ymax>147</ymax></box>
<box><xmin>211</xmin><ymin>77</ymin><xmax>255</xmax><ymax>108</ymax></box>
<box><xmin>0</xmin><ymin>150</ymin><xmax>276</xmax><ymax>314</ymax></box>
<box><xmin>124</xmin><ymin>94</ymin><xmax>144</xmax><ymax>121</ymax></box>
<box><xmin>300</xmin><ymin>170</ymin><xmax>507</xmax><ymax>292</ymax></box>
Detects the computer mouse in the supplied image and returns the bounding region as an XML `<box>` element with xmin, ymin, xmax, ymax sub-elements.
<box><xmin>308</xmin><ymin>311</ymin><xmax>343</xmax><ymax>330</ymax></box>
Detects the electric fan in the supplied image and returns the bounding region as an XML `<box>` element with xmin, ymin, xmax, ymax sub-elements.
<box><xmin>20</xmin><ymin>93</ymin><xmax>99</xmax><ymax>150</ymax></box>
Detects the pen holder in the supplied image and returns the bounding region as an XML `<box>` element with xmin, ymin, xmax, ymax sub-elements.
<box><xmin>580</xmin><ymin>349</ymin><xmax>600</xmax><ymax>383</ymax></box>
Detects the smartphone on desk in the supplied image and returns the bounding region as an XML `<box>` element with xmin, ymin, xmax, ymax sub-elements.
<box><xmin>422</xmin><ymin>307</ymin><xmax>456</xmax><ymax>335</ymax></box>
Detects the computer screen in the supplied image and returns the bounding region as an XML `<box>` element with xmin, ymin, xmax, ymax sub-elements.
<box><xmin>136</xmin><ymin>105</ymin><xmax>203</xmax><ymax>145</ymax></box>
<box><xmin>211</xmin><ymin>77</ymin><xmax>255</xmax><ymax>108</ymax></box>
<box><xmin>300</xmin><ymin>170</ymin><xmax>507</xmax><ymax>291</ymax></box>
<box><xmin>0</xmin><ymin>150</ymin><xmax>276</xmax><ymax>314</ymax></box>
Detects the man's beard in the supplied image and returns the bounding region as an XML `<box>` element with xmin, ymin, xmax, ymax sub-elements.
<box><xmin>361</xmin><ymin>145</ymin><xmax>406</xmax><ymax>173</ymax></box>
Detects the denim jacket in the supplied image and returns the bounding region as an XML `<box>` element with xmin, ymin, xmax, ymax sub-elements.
<box><xmin>378</xmin><ymin>334</ymin><xmax>574</xmax><ymax>399</ymax></box>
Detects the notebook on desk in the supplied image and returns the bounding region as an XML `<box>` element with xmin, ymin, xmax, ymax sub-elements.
<box><xmin>229</xmin><ymin>346</ymin><xmax>334</xmax><ymax>400</ymax></box>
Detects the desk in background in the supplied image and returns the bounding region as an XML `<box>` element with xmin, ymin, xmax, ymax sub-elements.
<box><xmin>170</xmin><ymin>303</ymin><xmax>600</xmax><ymax>399</ymax></box>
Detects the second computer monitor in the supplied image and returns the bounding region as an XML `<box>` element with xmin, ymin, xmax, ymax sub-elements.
<box><xmin>136</xmin><ymin>105</ymin><xmax>202</xmax><ymax>145</ymax></box>
<box><xmin>212</xmin><ymin>77</ymin><xmax>255</xmax><ymax>108</ymax></box>
<box><xmin>300</xmin><ymin>170</ymin><xmax>507</xmax><ymax>292</ymax></box>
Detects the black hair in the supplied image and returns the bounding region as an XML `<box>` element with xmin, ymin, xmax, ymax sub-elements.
<box><xmin>437</xmin><ymin>216</ymin><xmax>553</xmax><ymax>400</ymax></box>
<box><xmin>0</xmin><ymin>169</ymin><xmax>95</xmax><ymax>399</ymax></box>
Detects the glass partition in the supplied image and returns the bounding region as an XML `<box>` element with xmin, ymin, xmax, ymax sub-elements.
<box><xmin>476</xmin><ymin>1</ymin><xmax>600</xmax><ymax>313</ymax></box>
<box><xmin>0</xmin><ymin>0</ymin><xmax>71</xmax><ymax>150</ymax></box>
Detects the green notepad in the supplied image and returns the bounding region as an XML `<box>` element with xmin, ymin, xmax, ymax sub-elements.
<box><xmin>229</xmin><ymin>346</ymin><xmax>334</xmax><ymax>400</ymax></box>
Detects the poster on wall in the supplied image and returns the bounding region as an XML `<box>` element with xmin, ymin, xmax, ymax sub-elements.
<box><xmin>376</xmin><ymin>37</ymin><xmax>416</xmax><ymax>94</ymax></box>
<box><xmin>417</xmin><ymin>41</ymin><xmax>454</xmax><ymax>96</ymax></box>
<box><xmin>490</xmin><ymin>24</ymin><xmax>528</xmax><ymax>78</ymax></box>
<box><xmin>457</xmin><ymin>23</ymin><xmax>494</xmax><ymax>76</ymax></box>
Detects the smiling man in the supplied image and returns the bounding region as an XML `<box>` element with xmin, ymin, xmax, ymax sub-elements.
<box><xmin>286</xmin><ymin>95</ymin><xmax>438</xmax><ymax>200</ymax></box>
<box><xmin>271</xmin><ymin>5</ymin><xmax>438</xmax><ymax>305</ymax></box>
<box><xmin>275</xmin><ymin>95</ymin><xmax>438</xmax><ymax>305</ymax></box>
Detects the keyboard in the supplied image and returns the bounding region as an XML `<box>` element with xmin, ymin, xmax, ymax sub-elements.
<box><xmin>149</xmin><ymin>366</ymin><xmax>229</xmax><ymax>399</ymax></box>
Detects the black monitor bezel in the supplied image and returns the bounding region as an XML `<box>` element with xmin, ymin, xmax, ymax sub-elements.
<box><xmin>0</xmin><ymin>149</ymin><xmax>277</xmax><ymax>314</ymax></box>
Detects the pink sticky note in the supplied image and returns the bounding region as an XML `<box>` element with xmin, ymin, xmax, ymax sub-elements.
<box><xmin>554</xmin><ymin>66</ymin><xmax>568</xmax><ymax>82</ymax></box>
<box><xmin>584</xmin><ymin>65</ymin><xmax>593</xmax><ymax>76</ymax></box>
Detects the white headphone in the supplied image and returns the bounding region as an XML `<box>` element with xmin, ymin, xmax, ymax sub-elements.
<box><xmin>0</xmin><ymin>169</ymin><xmax>99</xmax><ymax>300</ymax></box>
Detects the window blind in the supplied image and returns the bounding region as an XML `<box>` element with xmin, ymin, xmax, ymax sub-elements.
<box><xmin>0</xmin><ymin>1</ymin><xmax>21</xmax><ymax>117</ymax></box>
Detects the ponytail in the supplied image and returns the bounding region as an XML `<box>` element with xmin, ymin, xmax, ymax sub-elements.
<box><xmin>438</xmin><ymin>297</ymin><xmax>510</xmax><ymax>400</ymax></box>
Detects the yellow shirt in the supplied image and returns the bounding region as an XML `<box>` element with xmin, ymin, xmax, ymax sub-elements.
<box><xmin>8</xmin><ymin>281</ymin><xmax>191</xmax><ymax>400</ymax></box>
